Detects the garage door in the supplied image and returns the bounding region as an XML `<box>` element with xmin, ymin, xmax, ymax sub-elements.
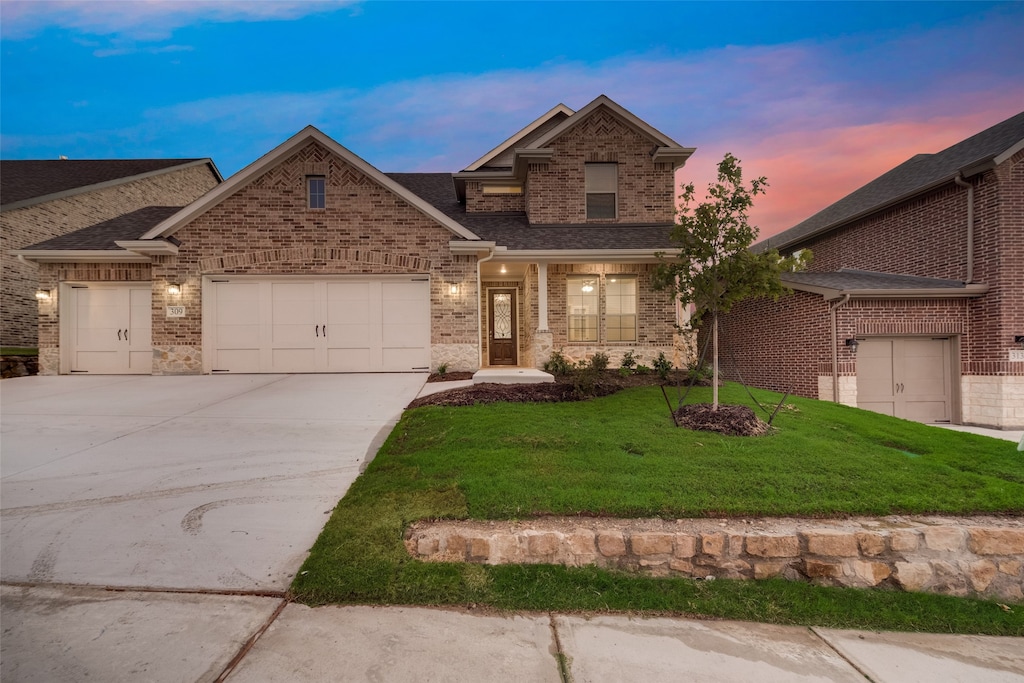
<box><xmin>66</xmin><ymin>284</ymin><xmax>153</xmax><ymax>374</ymax></box>
<box><xmin>857</xmin><ymin>337</ymin><xmax>952</xmax><ymax>422</ymax></box>
<box><xmin>205</xmin><ymin>276</ymin><xmax>430</xmax><ymax>373</ymax></box>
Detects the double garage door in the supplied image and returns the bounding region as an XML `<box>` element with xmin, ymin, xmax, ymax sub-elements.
<box><xmin>857</xmin><ymin>337</ymin><xmax>953</xmax><ymax>423</ymax></box>
<box><xmin>206</xmin><ymin>276</ymin><xmax>431</xmax><ymax>374</ymax></box>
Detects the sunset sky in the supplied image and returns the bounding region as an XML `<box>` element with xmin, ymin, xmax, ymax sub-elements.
<box><xmin>2</xmin><ymin>1</ymin><xmax>1022</xmax><ymax>237</ymax></box>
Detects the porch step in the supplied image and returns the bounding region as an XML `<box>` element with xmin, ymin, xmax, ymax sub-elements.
<box><xmin>472</xmin><ymin>368</ymin><xmax>555</xmax><ymax>385</ymax></box>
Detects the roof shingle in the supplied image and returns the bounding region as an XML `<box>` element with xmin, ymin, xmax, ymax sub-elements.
<box><xmin>22</xmin><ymin>206</ymin><xmax>183</xmax><ymax>250</ymax></box>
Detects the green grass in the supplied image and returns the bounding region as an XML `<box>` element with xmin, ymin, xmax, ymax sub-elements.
<box><xmin>292</xmin><ymin>383</ymin><xmax>1024</xmax><ymax>635</ymax></box>
<box><xmin>0</xmin><ymin>347</ymin><xmax>37</xmax><ymax>356</ymax></box>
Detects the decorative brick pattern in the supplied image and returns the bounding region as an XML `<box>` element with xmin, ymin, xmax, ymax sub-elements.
<box><xmin>406</xmin><ymin>516</ymin><xmax>1024</xmax><ymax>602</ymax></box>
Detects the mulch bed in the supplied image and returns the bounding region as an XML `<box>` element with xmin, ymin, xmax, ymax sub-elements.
<box><xmin>413</xmin><ymin>371</ymin><xmax>771</xmax><ymax>436</ymax></box>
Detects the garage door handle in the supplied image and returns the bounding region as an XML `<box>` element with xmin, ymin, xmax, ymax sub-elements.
<box><xmin>321</xmin><ymin>324</ymin><xmax>326</xmax><ymax>339</ymax></box>
<box><xmin>117</xmin><ymin>329</ymin><xmax>122</xmax><ymax>341</ymax></box>
<box><xmin>315</xmin><ymin>325</ymin><xmax>319</xmax><ymax>337</ymax></box>
<box><xmin>123</xmin><ymin>329</ymin><xmax>128</xmax><ymax>343</ymax></box>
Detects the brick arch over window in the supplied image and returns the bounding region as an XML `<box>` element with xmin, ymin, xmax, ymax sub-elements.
<box><xmin>199</xmin><ymin>247</ymin><xmax>433</xmax><ymax>273</ymax></box>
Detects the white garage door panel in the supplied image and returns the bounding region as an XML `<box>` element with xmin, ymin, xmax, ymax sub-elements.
<box><xmin>208</xmin><ymin>277</ymin><xmax>429</xmax><ymax>373</ymax></box>
<box><xmin>857</xmin><ymin>337</ymin><xmax>951</xmax><ymax>423</ymax></box>
<box><xmin>68</xmin><ymin>285</ymin><xmax>153</xmax><ymax>374</ymax></box>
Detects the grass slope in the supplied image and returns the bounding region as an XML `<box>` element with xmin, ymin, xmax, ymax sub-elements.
<box><xmin>293</xmin><ymin>383</ymin><xmax>1024</xmax><ymax>634</ymax></box>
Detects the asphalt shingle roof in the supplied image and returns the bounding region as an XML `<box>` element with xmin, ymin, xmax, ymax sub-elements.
<box><xmin>1</xmin><ymin>159</ymin><xmax>204</xmax><ymax>208</ymax></box>
<box><xmin>387</xmin><ymin>172</ymin><xmax>676</xmax><ymax>251</ymax></box>
<box><xmin>22</xmin><ymin>206</ymin><xmax>183</xmax><ymax>250</ymax></box>
<box><xmin>760</xmin><ymin>111</ymin><xmax>1024</xmax><ymax>252</ymax></box>
<box><xmin>782</xmin><ymin>269</ymin><xmax>967</xmax><ymax>291</ymax></box>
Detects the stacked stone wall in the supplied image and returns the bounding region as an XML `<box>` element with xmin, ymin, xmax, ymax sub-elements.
<box><xmin>407</xmin><ymin>516</ymin><xmax>1024</xmax><ymax>602</ymax></box>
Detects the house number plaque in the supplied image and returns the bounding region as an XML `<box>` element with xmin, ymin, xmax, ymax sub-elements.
<box><xmin>166</xmin><ymin>306</ymin><xmax>186</xmax><ymax>318</ymax></box>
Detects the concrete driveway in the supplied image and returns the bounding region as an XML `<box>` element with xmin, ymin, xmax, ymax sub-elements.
<box><xmin>1</xmin><ymin>373</ymin><xmax>425</xmax><ymax>680</ymax></box>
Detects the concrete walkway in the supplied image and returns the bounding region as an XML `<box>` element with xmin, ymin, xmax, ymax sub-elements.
<box><xmin>3</xmin><ymin>374</ymin><xmax>1022</xmax><ymax>682</ymax></box>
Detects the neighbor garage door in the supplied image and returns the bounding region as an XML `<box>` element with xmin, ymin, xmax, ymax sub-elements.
<box><xmin>205</xmin><ymin>276</ymin><xmax>430</xmax><ymax>373</ymax></box>
<box><xmin>857</xmin><ymin>337</ymin><xmax>953</xmax><ymax>422</ymax></box>
<box><xmin>65</xmin><ymin>283</ymin><xmax>153</xmax><ymax>374</ymax></box>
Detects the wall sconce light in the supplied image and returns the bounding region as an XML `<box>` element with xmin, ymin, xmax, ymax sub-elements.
<box><xmin>845</xmin><ymin>338</ymin><xmax>860</xmax><ymax>354</ymax></box>
<box><xmin>35</xmin><ymin>289</ymin><xmax>53</xmax><ymax>301</ymax></box>
<box><xmin>1015</xmin><ymin>335</ymin><xmax>1024</xmax><ymax>349</ymax></box>
<box><xmin>500</xmin><ymin>265</ymin><xmax>507</xmax><ymax>274</ymax></box>
<box><xmin>167</xmin><ymin>283</ymin><xmax>182</xmax><ymax>296</ymax></box>
<box><xmin>449</xmin><ymin>284</ymin><xmax>459</xmax><ymax>295</ymax></box>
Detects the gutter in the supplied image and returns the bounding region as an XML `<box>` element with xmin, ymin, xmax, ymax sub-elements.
<box><xmin>828</xmin><ymin>294</ymin><xmax>852</xmax><ymax>403</ymax></box>
<box><xmin>953</xmin><ymin>173</ymin><xmax>975</xmax><ymax>283</ymax></box>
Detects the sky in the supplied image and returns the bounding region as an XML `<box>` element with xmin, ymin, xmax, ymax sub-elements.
<box><xmin>2</xmin><ymin>1</ymin><xmax>1023</xmax><ymax>238</ymax></box>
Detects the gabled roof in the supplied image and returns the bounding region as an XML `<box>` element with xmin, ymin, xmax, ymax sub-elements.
<box><xmin>140</xmin><ymin>126</ymin><xmax>480</xmax><ymax>242</ymax></box>
<box><xmin>0</xmin><ymin>159</ymin><xmax>222</xmax><ymax>211</ymax></box>
<box><xmin>761</xmin><ymin>110</ymin><xmax>1024</xmax><ymax>252</ymax></box>
<box><xmin>389</xmin><ymin>172</ymin><xmax>676</xmax><ymax>255</ymax></box>
<box><xmin>18</xmin><ymin>206</ymin><xmax>182</xmax><ymax>251</ymax></box>
<box><xmin>782</xmin><ymin>269</ymin><xmax>989</xmax><ymax>301</ymax></box>
<box><xmin>462</xmin><ymin>104</ymin><xmax>575</xmax><ymax>171</ymax></box>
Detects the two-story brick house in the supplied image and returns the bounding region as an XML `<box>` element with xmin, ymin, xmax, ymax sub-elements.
<box><xmin>13</xmin><ymin>96</ymin><xmax>697</xmax><ymax>377</ymax></box>
<box><xmin>714</xmin><ymin>111</ymin><xmax>1023</xmax><ymax>429</ymax></box>
<box><xmin>1</xmin><ymin>159</ymin><xmax>222</xmax><ymax>348</ymax></box>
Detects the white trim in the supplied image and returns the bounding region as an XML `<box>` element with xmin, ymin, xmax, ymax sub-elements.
<box><xmin>10</xmin><ymin>249</ymin><xmax>151</xmax><ymax>263</ymax></box>
<box><xmin>140</xmin><ymin>126</ymin><xmax>480</xmax><ymax>242</ymax></box>
<box><xmin>114</xmin><ymin>240</ymin><xmax>180</xmax><ymax>255</ymax></box>
<box><xmin>463</xmin><ymin>104</ymin><xmax>575</xmax><ymax>172</ymax></box>
<box><xmin>993</xmin><ymin>137</ymin><xmax>1024</xmax><ymax>166</ymax></box>
<box><xmin>489</xmin><ymin>248</ymin><xmax>674</xmax><ymax>263</ymax></box>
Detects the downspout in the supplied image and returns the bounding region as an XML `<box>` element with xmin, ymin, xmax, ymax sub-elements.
<box><xmin>829</xmin><ymin>294</ymin><xmax>851</xmax><ymax>403</ymax></box>
<box><xmin>476</xmin><ymin>247</ymin><xmax>496</xmax><ymax>370</ymax></box>
<box><xmin>17</xmin><ymin>254</ymin><xmax>38</xmax><ymax>268</ymax></box>
<box><xmin>954</xmin><ymin>174</ymin><xmax>974</xmax><ymax>283</ymax></box>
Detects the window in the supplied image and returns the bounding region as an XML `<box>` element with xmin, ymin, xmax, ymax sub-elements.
<box><xmin>605</xmin><ymin>276</ymin><xmax>637</xmax><ymax>342</ymax></box>
<box><xmin>567</xmin><ymin>276</ymin><xmax>599</xmax><ymax>342</ymax></box>
<box><xmin>307</xmin><ymin>176</ymin><xmax>326</xmax><ymax>209</ymax></box>
<box><xmin>482</xmin><ymin>184</ymin><xmax>523</xmax><ymax>195</ymax></box>
<box><xmin>585</xmin><ymin>163</ymin><xmax>617</xmax><ymax>219</ymax></box>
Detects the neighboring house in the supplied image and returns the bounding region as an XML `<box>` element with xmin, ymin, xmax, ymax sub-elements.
<box><xmin>12</xmin><ymin>96</ymin><xmax>697</xmax><ymax>377</ymax></box>
<box><xmin>715</xmin><ymin>111</ymin><xmax>1024</xmax><ymax>429</ymax></box>
<box><xmin>1</xmin><ymin>159</ymin><xmax>223</xmax><ymax>348</ymax></box>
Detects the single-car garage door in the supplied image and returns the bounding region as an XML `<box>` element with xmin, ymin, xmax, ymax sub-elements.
<box><xmin>205</xmin><ymin>276</ymin><xmax>430</xmax><ymax>373</ymax></box>
<box><xmin>857</xmin><ymin>337</ymin><xmax>953</xmax><ymax>422</ymax></box>
<box><xmin>65</xmin><ymin>283</ymin><xmax>153</xmax><ymax>374</ymax></box>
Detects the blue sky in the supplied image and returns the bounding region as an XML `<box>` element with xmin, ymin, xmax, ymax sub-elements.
<box><xmin>2</xmin><ymin>1</ymin><xmax>1023</xmax><ymax>236</ymax></box>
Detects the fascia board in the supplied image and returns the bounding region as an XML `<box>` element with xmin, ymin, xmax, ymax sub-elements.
<box><xmin>114</xmin><ymin>240</ymin><xmax>180</xmax><ymax>255</ymax></box>
<box><xmin>462</xmin><ymin>104</ymin><xmax>575</xmax><ymax>172</ymax></box>
<box><xmin>512</xmin><ymin>148</ymin><xmax>555</xmax><ymax>178</ymax></box>
<box><xmin>0</xmin><ymin>159</ymin><xmax>219</xmax><ymax>213</ymax></box>
<box><xmin>652</xmin><ymin>147</ymin><xmax>697</xmax><ymax>168</ymax></box>
<box><xmin>452</xmin><ymin>170</ymin><xmax>517</xmax><ymax>181</ymax></box>
<box><xmin>492</xmin><ymin>248</ymin><xmax>676</xmax><ymax>264</ymax></box>
<box><xmin>783</xmin><ymin>279</ymin><xmax>990</xmax><ymax>300</ymax></box>
<box><xmin>993</xmin><ymin>137</ymin><xmax>1024</xmax><ymax>165</ymax></box>
<box><xmin>527</xmin><ymin>95</ymin><xmax>686</xmax><ymax>150</ymax></box>
<box><xmin>141</xmin><ymin>127</ymin><xmax>481</xmax><ymax>242</ymax></box>
<box><xmin>448</xmin><ymin>241</ymin><xmax>497</xmax><ymax>254</ymax></box>
<box><xmin>11</xmin><ymin>249</ymin><xmax>151</xmax><ymax>263</ymax></box>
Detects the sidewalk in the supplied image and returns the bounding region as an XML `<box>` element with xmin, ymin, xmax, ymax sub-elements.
<box><xmin>5</xmin><ymin>586</ymin><xmax>1021</xmax><ymax>682</ymax></box>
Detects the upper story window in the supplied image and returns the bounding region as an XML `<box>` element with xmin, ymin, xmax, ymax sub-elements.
<box><xmin>307</xmin><ymin>176</ymin><xmax>326</xmax><ymax>209</ymax></box>
<box><xmin>585</xmin><ymin>163</ymin><xmax>617</xmax><ymax>219</ymax></box>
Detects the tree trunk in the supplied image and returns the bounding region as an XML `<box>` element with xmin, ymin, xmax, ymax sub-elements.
<box><xmin>712</xmin><ymin>310</ymin><xmax>719</xmax><ymax>410</ymax></box>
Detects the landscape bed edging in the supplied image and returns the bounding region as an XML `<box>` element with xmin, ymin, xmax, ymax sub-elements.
<box><xmin>404</xmin><ymin>516</ymin><xmax>1024</xmax><ymax>602</ymax></box>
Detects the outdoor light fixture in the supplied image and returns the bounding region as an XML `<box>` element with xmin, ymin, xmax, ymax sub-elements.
<box><xmin>500</xmin><ymin>265</ymin><xmax>507</xmax><ymax>274</ymax></box>
<box><xmin>845</xmin><ymin>338</ymin><xmax>860</xmax><ymax>354</ymax></box>
<box><xmin>449</xmin><ymin>284</ymin><xmax>459</xmax><ymax>295</ymax></box>
<box><xmin>35</xmin><ymin>289</ymin><xmax>52</xmax><ymax>301</ymax></box>
<box><xmin>1015</xmin><ymin>335</ymin><xmax>1024</xmax><ymax>349</ymax></box>
<box><xmin>167</xmin><ymin>283</ymin><xmax>182</xmax><ymax>296</ymax></box>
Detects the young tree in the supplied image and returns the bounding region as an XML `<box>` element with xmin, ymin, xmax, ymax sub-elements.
<box><xmin>655</xmin><ymin>153</ymin><xmax>809</xmax><ymax>409</ymax></box>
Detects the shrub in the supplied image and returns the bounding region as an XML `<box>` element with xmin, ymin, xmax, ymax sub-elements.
<box><xmin>619</xmin><ymin>350</ymin><xmax>637</xmax><ymax>372</ymax></box>
<box><xmin>543</xmin><ymin>349</ymin><xmax>573</xmax><ymax>376</ymax></box>
<box><xmin>436</xmin><ymin>363</ymin><xmax>448</xmax><ymax>377</ymax></box>
<box><xmin>653</xmin><ymin>352</ymin><xmax>673</xmax><ymax>381</ymax></box>
<box><xmin>590</xmin><ymin>351</ymin><xmax>610</xmax><ymax>372</ymax></box>
<box><xmin>686</xmin><ymin>360</ymin><xmax>714</xmax><ymax>384</ymax></box>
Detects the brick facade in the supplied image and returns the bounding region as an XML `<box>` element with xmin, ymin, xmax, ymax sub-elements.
<box><xmin>2</xmin><ymin>164</ymin><xmax>218</xmax><ymax>347</ymax></box>
<box><xmin>525</xmin><ymin>109</ymin><xmax>675</xmax><ymax>225</ymax></box>
<box><xmin>714</xmin><ymin>148</ymin><xmax>1023</xmax><ymax>428</ymax></box>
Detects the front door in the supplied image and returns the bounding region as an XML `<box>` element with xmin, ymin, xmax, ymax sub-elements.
<box><xmin>488</xmin><ymin>289</ymin><xmax>517</xmax><ymax>366</ymax></box>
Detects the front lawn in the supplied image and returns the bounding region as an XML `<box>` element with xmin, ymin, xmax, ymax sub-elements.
<box><xmin>293</xmin><ymin>383</ymin><xmax>1024</xmax><ymax>634</ymax></box>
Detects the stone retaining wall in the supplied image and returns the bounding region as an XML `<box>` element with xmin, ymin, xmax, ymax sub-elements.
<box><xmin>405</xmin><ymin>516</ymin><xmax>1024</xmax><ymax>602</ymax></box>
<box><xmin>1</xmin><ymin>355</ymin><xmax>38</xmax><ymax>379</ymax></box>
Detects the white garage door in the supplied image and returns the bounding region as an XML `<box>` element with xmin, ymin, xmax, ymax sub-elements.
<box><xmin>65</xmin><ymin>284</ymin><xmax>153</xmax><ymax>374</ymax></box>
<box><xmin>205</xmin><ymin>276</ymin><xmax>430</xmax><ymax>373</ymax></box>
<box><xmin>857</xmin><ymin>337</ymin><xmax>953</xmax><ymax>422</ymax></box>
